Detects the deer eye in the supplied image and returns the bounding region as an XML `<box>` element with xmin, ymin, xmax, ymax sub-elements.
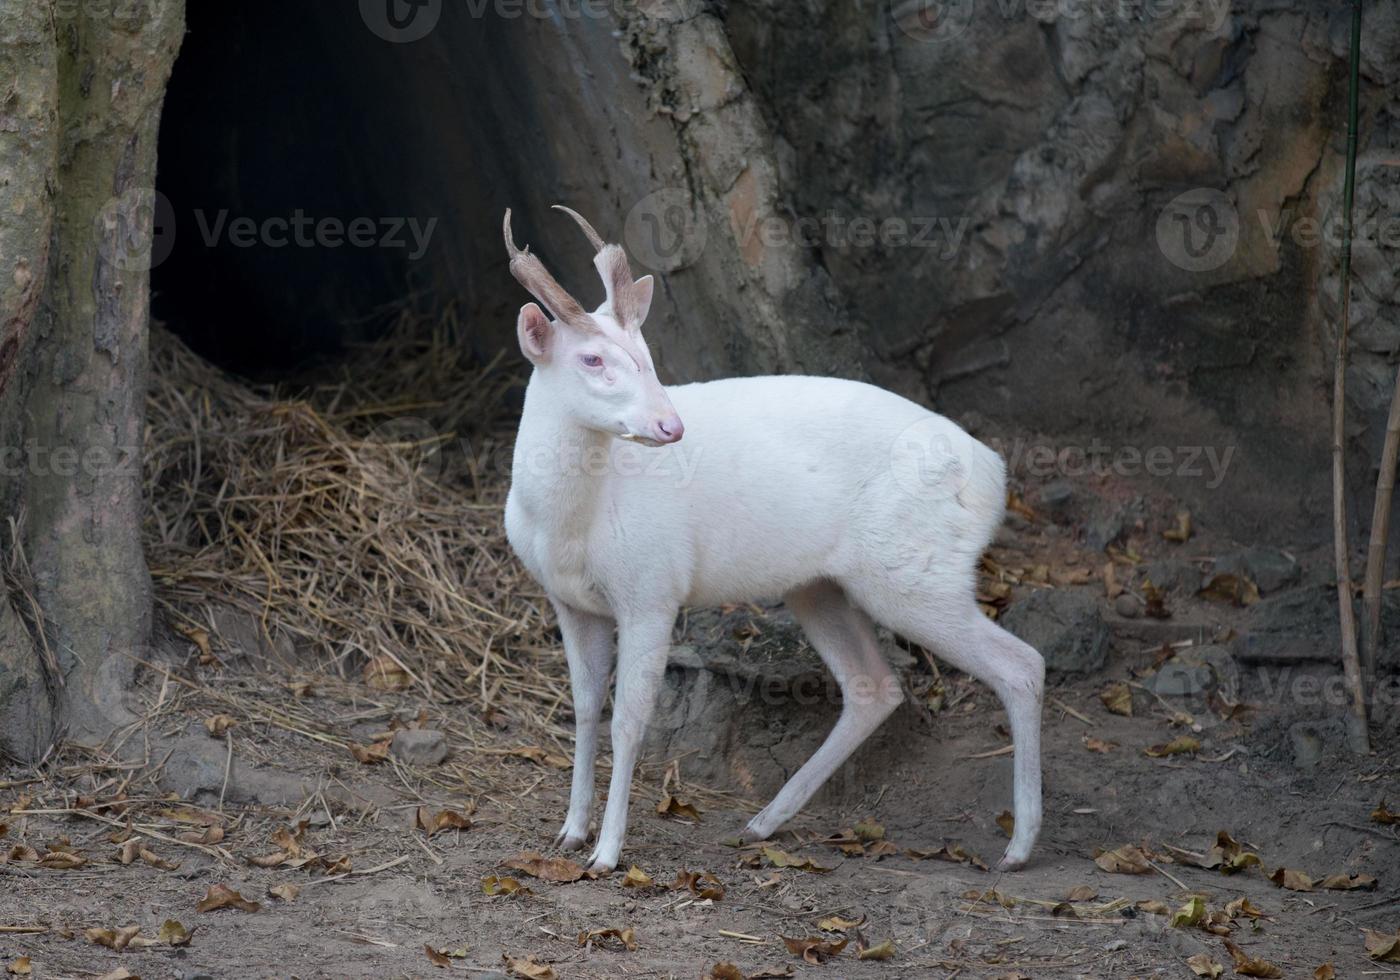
<box><xmin>580</xmin><ymin>353</ymin><xmax>604</xmax><ymax>368</ymax></box>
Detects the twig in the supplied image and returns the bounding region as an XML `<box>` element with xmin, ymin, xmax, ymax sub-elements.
<box><xmin>302</xmin><ymin>853</ymin><xmax>413</xmax><ymax>886</ymax></box>
<box><xmin>1049</xmin><ymin>697</ymin><xmax>1095</xmax><ymax>726</ymax></box>
<box><xmin>1331</xmin><ymin>0</ymin><xmax>1371</xmax><ymax>754</ymax></box>
<box><xmin>218</xmin><ymin>730</ymin><xmax>233</xmax><ymax>812</ymax></box>
<box><xmin>1363</xmin><ymin>351</ymin><xmax>1400</xmax><ymax>701</ymax></box>
<box><xmin>1147</xmin><ymin>859</ymin><xmax>1190</xmax><ymax>892</ymax></box>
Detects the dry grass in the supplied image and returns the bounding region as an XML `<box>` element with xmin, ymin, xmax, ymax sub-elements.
<box><xmin>142</xmin><ymin>308</ymin><xmax>568</xmax><ymax>726</ymax></box>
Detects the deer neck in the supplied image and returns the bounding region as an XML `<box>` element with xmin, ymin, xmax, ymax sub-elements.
<box><xmin>511</xmin><ymin>371</ymin><xmax>612</xmax><ymax>537</ymax></box>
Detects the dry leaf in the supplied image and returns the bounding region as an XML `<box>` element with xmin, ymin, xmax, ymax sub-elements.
<box><xmin>1103</xmin><ymin>562</ymin><xmax>1123</xmax><ymax>599</ymax></box>
<box><xmin>671</xmin><ymin>869</ymin><xmax>725</xmax><ymax>900</ymax></box>
<box><xmin>1099</xmin><ymin>681</ymin><xmax>1133</xmax><ymax>717</ymax></box>
<box><xmin>1365</xmin><ymin>928</ymin><xmax>1400</xmax><ymax>961</ymax></box>
<box><xmin>1319</xmin><ymin>872</ymin><xmax>1377</xmax><ymax>891</ymax></box>
<box><xmin>268</xmin><ymin>883</ymin><xmax>300</xmax><ymax>902</ymax></box>
<box><xmin>857</xmin><ymin>938</ymin><xmax>895</xmax><ymax>961</ymax></box>
<box><xmin>816</xmin><ymin>915</ymin><xmax>865</xmax><ymax>932</ymax></box>
<box><xmin>204</xmin><ymin>714</ymin><xmax>237</xmax><ymax>736</ymax></box>
<box><xmin>1065</xmin><ymin>884</ymin><xmax>1098</xmax><ymax>901</ymax></box>
<box><xmin>781</xmin><ymin>935</ymin><xmax>847</xmax><ymax>964</ymax></box>
<box><xmin>1371</xmin><ymin>800</ymin><xmax>1398</xmax><ymax>825</ymax></box>
<box><xmin>995</xmin><ymin>810</ymin><xmax>1015</xmax><ymax>837</ymax></box>
<box><xmin>38</xmin><ymin>849</ymin><xmax>85</xmax><ymax>870</ymax></box>
<box><xmin>502</xmin><ymin>954</ymin><xmax>558</xmax><ymax>979</ymax></box>
<box><xmin>196</xmin><ymin>883</ymin><xmax>261</xmax><ymax>913</ymax></box>
<box><xmin>704</xmin><ymin>965</ymin><xmax>747</xmax><ymax>980</ymax></box>
<box><xmin>1224</xmin><ymin>897</ymin><xmax>1265</xmax><ymax>920</ymax></box>
<box><xmin>761</xmin><ymin>846</ymin><xmax>830</xmax><ymax>873</ymax></box>
<box><xmin>1186</xmin><ymin>953</ymin><xmax>1223</xmax><ymax>978</ymax></box>
<box><xmin>176</xmin><ymin>622</ymin><xmax>213</xmax><ymax>661</ymax></box>
<box><xmin>1145</xmin><ymin>735</ymin><xmax>1201</xmax><ymax>757</ymax></box>
<box><xmin>1137</xmin><ymin>899</ymin><xmax>1172</xmax><ymax>915</ymax></box>
<box><xmin>139</xmin><ymin>846</ymin><xmax>179</xmax><ymax>871</ymax></box>
<box><xmin>904</xmin><ymin>843</ymin><xmax>988</xmax><ymax>870</ymax></box>
<box><xmin>5</xmin><ymin>957</ymin><xmax>30</xmax><ymax>977</ymax></box>
<box><xmin>506</xmin><ymin>745</ymin><xmax>571</xmax><ymax>769</ymax></box>
<box><xmin>1170</xmin><ymin>896</ymin><xmax>1206</xmax><ymax>928</ymax></box>
<box><xmin>1204</xmin><ymin>831</ymin><xmax>1262</xmax><ymax>873</ymax></box>
<box><xmin>655</xmin><ymin>794</ymin><xmax>702</xmax><ymax>821</ymax></box>
<box><xmin>86</xmin><ymin>925</ymin><xmax>144</xmax><ymax>951</ymax></box>
<box><xmin>577</xmin><ymin>926</ymin><xmax>637</xmax><ymax>952</ymax></box>
<box><xmin>1082</xmin><ymin>735</ymin><xmax>1117</xmax><ymax>753</ymax></box>
<box><xmin>1093</xmin><ymin>844</ymin><xmax>1152</xmax><ymax>874</ymax></box>
<box><xmin>851</xmin><ymin>818</ymin><xmax>884</xmax><ymax>842</ymax></box>
<box><xmin>621</xmin><ymin>865</ymin><xmax>653</xmax><ymax>889</ymax></box>
<box><xmin>1224</xmin><ymin>940</ymin><xmax>1283</xmax><ymax>977</ymax></box>
<box><xmin>1199</xmin><ymin>573</ymin><xmax>1260</xmax><ymax>606</ymax></box>
<box><xmin>1313</xmin><ymin>964</ymin><xmax>1335</xmax><ymax>980</ymax></box>
<box><xmin>416</xmin><ymin>807</ymin><xmax>471</xmax><ymax>837</ymax></box>
<box><xmin>482</xmin><ymin>875</ymin><xmax>532</xmax><ymax>897</ymax></box>
<box><xmin>349</xmin><ymin>740</ymin><xmax>391</xmax><ymax>765</ymax></box>
<box><xmin>1268</xmin><ymin>867</ymin><xmax>1314</xmax><ymax>892</ymax></box>
<box><xmin>95</xmin><ymin>971</ymin><xmax>138</xmax><ymax>980</ymax></box>
<box><xmin>158</xmin><ymin>919</ymin><xmax>193</xmax><ymax>947</ymax></box>
<box><xmin>362</xmin><ymin>654</ymin><xmax>411</xmax><ymax>691</ymax></box>
<box><xmin>504</xmin><ymin>851</ymin><xmax>588</xmax><ymax>883</ymax></box>
<box><xmin>425</xmin><ymin>945</ymin><xmax>452</xmax><ymax>968</ymax></box>
<box><xmin>1162</xmin><ymin>510</ymin><xmax>1192</xmax><ymax>543</ymax></box>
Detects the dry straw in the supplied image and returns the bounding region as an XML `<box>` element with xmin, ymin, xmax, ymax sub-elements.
<box><xmin>142</xmin><ymin>309</ymin><xmax>568</xmax><ymax>721</ymax></box>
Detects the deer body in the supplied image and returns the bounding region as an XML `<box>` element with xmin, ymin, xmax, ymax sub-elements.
<box><xmin>501</xmin><ymin>208</ymin><xmax>1044</xmax><ymax>875</ymax></box>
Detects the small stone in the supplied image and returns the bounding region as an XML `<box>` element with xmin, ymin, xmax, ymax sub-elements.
<box><xmin>1113</xmin><ymin>593</ymin><xmax>1141</xmax><ymax>618</ymax></box>
<box><xmin>1288</xmin><ymin>719</ymin><xmax>1343</xmax><ymax>772</ymax></box>
<box><xmin>1039</xmin><ymin>480</ymin><xmax>1075</xmax><ymax>522</ymax></box>
<box><xmin>390</xmin><ymin>729</ymin><xmax>448</xmax><ymax>766</ymax></box>
<box><xmin>1146</xmin><ymin>658</ymin><xmax>1211</xmax><ymax>697</ymax></box>
<box><xmin>1084</xmin><ymin>507</ymin><xmax>1125</xmax><ymax>552</ymax></box>
<box><xmin>1139</xmin><ymin>558</ymin><xmax>1202</xmax><ymax>596</ymax></box>
<box><xmin>1001</xmin><ymin>589</ymin><xmax>1109</xmax><ymax>675</ymax></box>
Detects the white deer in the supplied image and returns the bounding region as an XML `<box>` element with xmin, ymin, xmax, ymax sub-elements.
<box><xmin>502</xmin><ymin>206</ymin><xmax>1044</xmax><ymax>873</ymax></box>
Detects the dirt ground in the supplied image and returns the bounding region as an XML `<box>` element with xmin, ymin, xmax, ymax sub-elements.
<box><xmin>3</xmin><ymin>496</ymin><xmax>1399</xmax><ymax>980</ymax></box>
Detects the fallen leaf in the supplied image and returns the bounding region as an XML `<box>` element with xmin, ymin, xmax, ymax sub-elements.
<box><xmin>1145</xmin><ymin>735</ymin><xmax>1202</xmax><ymax>758</ymax></box>
<box><xmin>1365</xmin><ymin>928</ymin><xmax>1400</xmax><ymax>961</ymax></box>
<box><xmin>995</xmin><ymin>810</ymin><xmax>1015</xmax><ymax>838</ymax></box>
<box><xmin>38</xmin><ymin>849</ymin><xmax>85</xmax><ymax>870</ymax></box>
<box><xmin>1204</xmin><ymin>831</ymin><xmax>1262</xmax><ymax>873</ymax></box>
<box><xmin>416</xmin><ymin>807</ymin><xmax>471</xmax><ymax>837</ymax></box>
<box><xmin>1224</xmin><ymin>897</ymin><xmax>1266</xmax><ymax>920</ymax></box>
<box><xmin>781</xmin><ymin>935</ymin><xmax>847</xmax><ymax>965</ymax></box>
<box><xmin>4</xmin><ymin>845</ymin><xmax>39</xmax><ymax>864</ymax></box>
<box><xmin>505</xmin><ymin>745</ymin><xmax>571</xmax><ymax>769</ymax></box>
<box><xmin>5</xmin><ymin>957</ymin><xmax>31</xmax><ymax>976</ymax></box>
<box><xmin>621</xmin><ymin>865</ymin><xmax>654</xmax><ymax>889</ymax></box>
<box><xmin>1319</xmin><ymin>872</ymin><xmax>1377</xmax><ymax>891</ymax></box>
<box><xmin>362</xmin><ymin>654</ymin><xmax>412</xmax><ymax>691</ymax></box>
<box><xmin>1099</xmin><ymin>681</ymin><xmax>1133</xmax><ymax>717</ymax></box>
<box><xmin>1082</xmin><ymin>735</ymin><xmax>1117</xmax><ymax>753</ymax></box>
<box><xmin>1103</xmin><ymin>562</ymin><xmax>1124</xmax><ymax>599</ymax></box>
<box><xmin>139</xmin><ymin>845</ymin><xmax>179</xmax><ymax>871</ymax></box>
<box><xmin>1268</xmin><ymin>867</ymin><xmax>1315</xmax><ymax>892</ymax></box>
<box><xmin>195</xmin><ymin>883</ymin><xmax>261</xmax><ymax>913</ymax></box>
<box><xmin>1136</xmin><ymin>899</ymin><xmax>1172</xmax><ymax>915</ymax></box>
<box><xmin>502</xmin><ymin>953</ymin><xmax>558</xmax><ymax>979</ymax></box>
<box><xmin>349</xmin><ymin>739</ymin><xmax>391</xmax><ymax>765</ymax></box>
<box><xmin>904</xmin><ymin>843</ymin><xmax>988</xmax><ymax>870</ymax></box>
<box><xmin>851</xmin><ymin>818</ymin><xmax>884</xmax><ymax>842</ymax></box>
<box><xmin>577</xmin><ymin>926</ymin><xmax>637</xmax><ymax>952</ymax></box>
<box><xmin>816</xmin><ymin>915</ymin><xmax>865</xmax><ymax>932</ymax></box>
<box><xmin>1093</xmin><ymin>844</ymin><xmax>1152</xmax><ymax>874</ymax></box>
<box><xmin>671</xmin><ymin>869</ymin><xmax>725</xmax><ymax>900</ymax></box>
<box><xmin>1199</xmin><ymin>573</ymin><xmax>1260</xmax><ymax>607</ymax></box>
<box><xmin>425</xmin><ymin>945</ymin><xmax>452</xmax><ymax>968</ymax></box>
<box><xmin>268</xmin><ymin>883</ymin><xmax>300</xmax><ymax>902</ymax></box>
<box><xmin>1372</xmin><ymin>800</ymin><xmax>1398</xmax><ymax>825</ymax></box>
<box><xmin>1314</xmin><ymin>964</ymin><xmax>1335</xmax><ymax>980</ymax></box>
<box><xmin>503</xmin><ymin>851</ymin><xmax>588</xmax><ymax>883</ymax></box>
<box><xmin>704</xmin><ymin>965</ymin><xmax>746</xmax><ymax>980</ymax></box>
<box><xmin>962</xmin><ymin>888</ymin><xmax>1015</xmax><ymax>908</ymax></box>
<box><xmin>1224</xmin><ymin>940</ymin><xmax>1283</xmax><ymax>977</ymax></box>
<box><xmin>158</xmin><ymin>919</ymin><xmax>193</xmax><ymax>946</ymax></box>
<box><xmin>1162</xmin><ymin>510</ymin><xmax>1192</xmax><ymax>543</ymax></box>
<box><xmin>204</xmin><ymin>714</ymin><xmax>237</xmax><ymax>736</ymax></box>
<box><xmin>482</xmin><ymin>875</ymin><xmax>532</xmax><ymax>897</ymax></box>
<box><xmin>176</xmin><ymin>622</ymin><xmax>213</xmax><ymax>661</ymax></box>
<box><xmin>86</xmin><ymin>925</ymin><xmax>145</xmax><ymax>951</ymax></box>
<box><xmin>655</xmin><ymin>794</ymin><xmax>702</xmax><ymax>821</ymax></box>
<box><xmin>1170</xmin><ymin>896</ymin><xmax>1206</xmax><ymax>929</ymax></box>
<box><xmin>95</xmin><ymin>971</ymin><xmax>138</xmax><ymax>980</ymax></box>
<box><xmin>1142</xmin><ymin>579</ymin><xmax>1171</xmax><ymax>619</ymax></box>
<box><xmin>761</xmin><ymin>846</ymin><xmax>830</xmax><ymax>873</ymax></box>
<box><xmin>1186</xmin><ymin>952</ymin><xmax>1223</xmax><ymax>978</ymax></box>
<box><xmin>857</xmin><ymin>938</ymin><xmax>895</xmax><ymax>961</ymax></box>
<box><xmin>1065</xmin><ymin>884</ymin><xmax>1098</xmax><ymax>901</ymax></box>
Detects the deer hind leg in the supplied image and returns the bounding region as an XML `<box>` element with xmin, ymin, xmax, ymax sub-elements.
<box><xmin>853</xmin><ymin>580</ymin><xmax>1045</xmax><ymax>871</ymax></box>
<box><xmin>740</xmin><ymin>579</ymin><xmax>904</xmax><ymax>843</ymax></box>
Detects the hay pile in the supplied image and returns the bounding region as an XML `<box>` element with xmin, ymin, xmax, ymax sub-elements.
<box><xmin>143</xmin><ymin>310</ymin><xmax>567</xmax><ymax>719</ymax></box>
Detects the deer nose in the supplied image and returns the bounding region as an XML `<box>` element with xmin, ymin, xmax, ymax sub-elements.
<box><xmin>652</xmin><ymin>414</ymin><xmax>685</xmax><ymax>444</ymax></box>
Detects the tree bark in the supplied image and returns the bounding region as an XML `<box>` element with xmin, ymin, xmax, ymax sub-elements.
<box><xmin>0</xmin><ymin>0</ymin><xmax>183</xmax><ymax>758</ymax></box>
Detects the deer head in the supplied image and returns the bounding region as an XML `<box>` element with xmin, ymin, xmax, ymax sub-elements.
<box><xmin>504</xmin><ymin>207</ymin><xmax>683</xmax><ymax>446</ymax></box>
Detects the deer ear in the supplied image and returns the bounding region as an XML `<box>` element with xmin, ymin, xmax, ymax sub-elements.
<box><xmin>517</xmin><ymin>303</ymin><xmax>552</xmax><ymax>363</ymax></box>
<box><xmin>618</xmin><ymin>275</ymin><xmax>654</xmax><ymax>333</ymax></box>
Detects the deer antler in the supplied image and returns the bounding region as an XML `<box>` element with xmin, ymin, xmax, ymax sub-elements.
<box><xmin>503</xmin><ymin>209</ymin><xmax>595</xmax><ymax>332</ymax></box>
<box><xmin>551</xmin><ymin>205</ymin><xmax>648</xmax><ymax>332</ymax></box>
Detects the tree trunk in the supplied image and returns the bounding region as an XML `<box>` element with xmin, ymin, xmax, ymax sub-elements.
<box><xmin>0</xmin><ymin>0</ymin><xmax>183</xmax><ymax>759</ymax></box>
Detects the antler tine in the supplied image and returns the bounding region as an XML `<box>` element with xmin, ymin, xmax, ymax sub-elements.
<box><xmin>552</xmin><ymin>204</ymin><xmax>607</xmax><ymax>253</ymax></box>
<box><xmin>502</xmin><ymin>208</ymin><xmax>595</xmax><ymax>331</ymax></box>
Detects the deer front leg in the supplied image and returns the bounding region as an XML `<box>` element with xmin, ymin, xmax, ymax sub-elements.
<box><xmin>552</xmin><ymin>600</ymin><xmax>615</xmax><ymax>851</ymax></box>
<box><xmin>586</xmin><ymin>609</ymin><xmax>676</xmax><ymax>874</ymax></box>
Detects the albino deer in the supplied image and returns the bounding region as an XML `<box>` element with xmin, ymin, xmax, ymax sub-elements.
<box><xmin>502</xmin><ymin>206</ymin><xmax>1044</xmax><ymax>873</ymax></box>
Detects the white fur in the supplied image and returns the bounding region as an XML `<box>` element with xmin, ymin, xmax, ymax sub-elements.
<box><xmin>504</xmin><ymin>235</ymin><xmax>1044</xmax><ymax>875</ymax></box>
